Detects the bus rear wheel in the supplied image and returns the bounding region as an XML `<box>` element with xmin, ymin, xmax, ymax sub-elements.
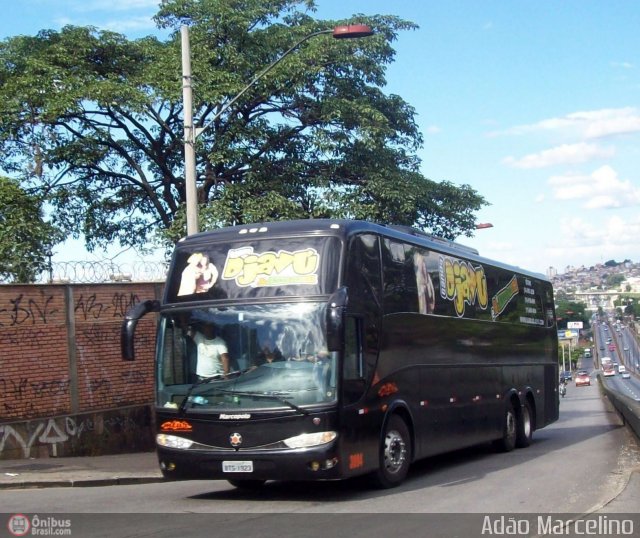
<box><xmin>493</xmin><ymin>402</ymin><xmax>517</xmax><ymax>452</ymax></box>
<box><xmin>516</xmin><ymin>400</ymin><xmax>533</xmax><ymax>448</ymax></box>
<box><xmin>371</xmin><ymin>415</ymin><xmax>411</xmax><ymax>489</ymax></box>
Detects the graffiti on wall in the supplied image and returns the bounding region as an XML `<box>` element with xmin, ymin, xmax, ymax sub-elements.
<box><xmin>0</xmin><ymin>291</ymin><xmax>59</xmax><ymax>327</ymax></box>
<box><xmin>74</xmin><ymin>292</ymin><xmax>140</xmax><ymax>321</ymax></box>
<box><xmin>0</xmin><ymin>370</ymin><xmax>150</xmax><ymax>417</ymax></box>
<box><xmin>0</xmin><ymin>284</ymin><xmax>157</xmax><ymax>432</ymax></box>
<box><xmin>0</xmin><ymin>414</ymin><xmax>140</xmax><ymax>458</ymax></box>
<box><xmin>0</xmin><ymin>377</ymin><xmax>71</xmax><ymax>417</ymax></box>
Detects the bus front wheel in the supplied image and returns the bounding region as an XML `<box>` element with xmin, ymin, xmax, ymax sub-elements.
<box><xmin>371</xmin><ymin>415</ymin><xmax>411</xmax><ymax>488</ymax></box>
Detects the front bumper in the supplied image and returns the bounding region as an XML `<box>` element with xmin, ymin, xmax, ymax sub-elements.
<box><xmin>157</xmin><ymin>445</ymin><xmax>343</xmax><ymax>482</ymax></box>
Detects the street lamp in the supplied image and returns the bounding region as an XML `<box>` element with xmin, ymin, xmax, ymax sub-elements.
<box><xmin>182</xmin><ymin>23</ymin><xmax>374</xmax><ymax>235</ymax></box>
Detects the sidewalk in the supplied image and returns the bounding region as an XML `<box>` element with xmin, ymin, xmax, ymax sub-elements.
<box><xmin>0</xmin><ymin>451</ymin><xmax>163</xmax><ymax>489</ymax></box>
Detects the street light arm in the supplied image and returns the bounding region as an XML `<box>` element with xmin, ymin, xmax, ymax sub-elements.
<box><xmin>195</xmin><ymin>29</ymin><xmax>333</xmax><ymax>138</ymax></box>
<box><xmin>182</xmin><ymin>23</ymin><xmax>373</xmax><ymax>236</ymax></box>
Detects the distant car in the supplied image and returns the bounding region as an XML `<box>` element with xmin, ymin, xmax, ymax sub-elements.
<box><xmin>622</xmin><ymin>371</ymin><xmax>631</xmax><ymax>379</ymax></box>
<box><xmin>575</xmin><ymin>371</ymin><xmax>590</xmax><ymax>386</ymax></box>
<box><xmin>561</xmin><ymin>371</ymin><xmax>572</xmax><ymax>382</ymax></box>
<box><xmin>608</xmin><ymin>344</ymin><xmax>616</xmax><ymax>351</ymax></box>
<box><xmin>618</xmin><ymin>365</ymin><xmax>626</xmax><ymax>374</ymax></box>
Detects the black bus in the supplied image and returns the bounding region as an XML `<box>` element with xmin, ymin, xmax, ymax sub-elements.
<box><xmin>122</xmin><ymin>219</ymin><xmax>559</xmax><ymax>488</ymax></box>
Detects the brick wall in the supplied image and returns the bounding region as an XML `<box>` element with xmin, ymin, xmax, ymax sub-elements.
<box><xmin>0</xmin><ymin>282</ymin><xmax>163</xmax><ymax>459</ymax></box>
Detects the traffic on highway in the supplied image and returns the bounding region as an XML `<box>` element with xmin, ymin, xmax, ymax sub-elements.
<box><xmin>591</xmin><ymin>316</ymin><xmax>640</xmax><ymax>402</ymax></box>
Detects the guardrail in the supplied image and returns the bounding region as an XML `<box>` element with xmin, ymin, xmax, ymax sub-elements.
<box><xmin>597</xmin><ymin>373</ymin><xmax>640</xmax><ymax>441</ymax></box>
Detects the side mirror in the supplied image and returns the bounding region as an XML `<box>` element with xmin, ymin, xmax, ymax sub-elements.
<box><xmin>121</xmin><ymin>299</ymin><xmax>160</xmax><ymax>361</ymax></box>
<box><xmin>326</xmin><ymin>287</ymin><xmax>348</xmax><ymax>352</ymax></box>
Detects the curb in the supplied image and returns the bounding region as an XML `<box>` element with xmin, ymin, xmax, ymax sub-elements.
<box><xmin>0</xmin><ymin>476</ymin><xmax>165</xmax><ymax>490</ymax></box>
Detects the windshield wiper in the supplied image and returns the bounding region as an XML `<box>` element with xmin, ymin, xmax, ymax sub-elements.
<box><xmin>178</xmin><ymin>374</ymin><xmax>225</xmax><ymax>415</ymax></box>
<box><xmin>229</xmin><ymin>390</ymin><xmax>311</xmax><ymax>415</ymax></box>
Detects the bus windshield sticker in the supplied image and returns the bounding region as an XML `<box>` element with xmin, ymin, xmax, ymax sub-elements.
<box><xmin>491</xmin><ymin>274</ymin><xmax>519</xmax><ymax>321</ymax></box>
<box><xmin>519</xmin><ymin>278</ymin><xmax>545</xmax><ymax>326</ymax></box>
<box><xmin>438</xmin><ymin>256</ymin><xmax>488</xmax><ymax>317</ymax></box>
<box><xmin>414</xmin><ymin>252</ymin><xmax>436</xmax><ymax>314</ymax></box>
<box><xmin>222</xmin><ymin>247</ymin><xmax>320</xmax><ymax>288</ymax></box>
<box><xmin>177</xmin><ymin>252</ymin><xmax>219</xmax><ymax>296</ymax></box>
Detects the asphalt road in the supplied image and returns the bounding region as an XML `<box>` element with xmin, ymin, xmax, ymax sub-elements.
<box><xmin>1</xmin><ymin>378</ymin><xmax>638</xmax><ymax>538</ymax></box>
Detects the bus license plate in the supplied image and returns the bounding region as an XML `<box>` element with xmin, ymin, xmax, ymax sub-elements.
<box><xmin>222</xmin><ymin>461</ymin><xmax>253</xmax><ymax>473</ymax></box>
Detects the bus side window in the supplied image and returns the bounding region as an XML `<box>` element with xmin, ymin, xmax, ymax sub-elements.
<box><xmin>160</xmin><ymin>319</ymin><xmax>190</xmax><ymax>385</ymax></box>
<box><xmin>343</xmin><ymin>316</ymin><xmax>366</xmax><ymax>403</ymax></box>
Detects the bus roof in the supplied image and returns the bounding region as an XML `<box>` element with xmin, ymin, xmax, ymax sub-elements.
<box><xmin>177</xmin><ymin>219</ymin><xmax>550</xmax><ymax>283</ymax></box>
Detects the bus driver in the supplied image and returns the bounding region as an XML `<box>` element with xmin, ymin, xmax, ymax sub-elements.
<box><xmin>188</xmin><ymin>324</ymin><xmax>230</xmax><ymax>379</ymax></box>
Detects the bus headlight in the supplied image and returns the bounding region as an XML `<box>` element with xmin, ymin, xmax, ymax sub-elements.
<box><xmin>283</xmin><ymin>431</ymin><xmax>337</xmax><ymax>449</ymax></box>
<box><xmin>156</xmin><ymin>434</ymin><xmax>194</xmax><ymax>449</ymax></box>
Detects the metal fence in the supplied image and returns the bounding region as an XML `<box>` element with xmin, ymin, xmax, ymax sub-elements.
<box><xmin>35</xmin><ymin>260</ymin><xmax>169</xmax><ymax>284</ymax></box>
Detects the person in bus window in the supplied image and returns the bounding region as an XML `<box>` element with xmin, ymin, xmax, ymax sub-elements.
<box><xmin>188</xmin><ymin>323</ymin><xmax>230</xmax><ymax>379</ymax></box>
<box><xmin>255</xmin><ymin>338</ymin><xmax>284</xmax><ymax>366</ymax></box>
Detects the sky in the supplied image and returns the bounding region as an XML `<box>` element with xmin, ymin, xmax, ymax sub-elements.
<box><xmin>2</xmin><ymin>1</ymin><xmax>640</xmax><ymax>276</ymax></box>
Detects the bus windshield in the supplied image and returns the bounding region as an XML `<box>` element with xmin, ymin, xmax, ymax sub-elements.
<box><xmin>157</xmin><ymin>302</ymin><xmax>337</xmax><ymax>412</ymax></box>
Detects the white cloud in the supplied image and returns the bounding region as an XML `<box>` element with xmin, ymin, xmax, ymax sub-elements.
<box><xmin>611</xmin><ymin>61</ymin><xmax>634</xmax><ymax>70</ymax></box>
<box><xmin>545</xmin><ymin>214</ymin><xmax>640</xmax><ymax>267</ymax></box>
<box><xmin>503</xmin><ymin>142</ymin><xmax>615</xmax><ymax>169</ymax></box>
<box><xmin>548</xmin><ymin>165</ymin><xmax>640</xmax><ymax>208</ymax></box>
<box><xmin>47</xmin><ymin>0</ymin><xmax>159</xmax><ymax>34</ymax></box>
<box><xmin>426</xmin><ymin>125</ymin><xmax>441</xmax><ymax>135</ymax></box>
<box><xmin>99</xmin><ymin>16</ymin><xmax>158</xmax><ymax>33</ymax></box>
<box><xmin>70</xmin><ymin>0</ymin><xmax>159</xmax><ymax>12</ymax></box>
<box><xmin>491</xmin><ymin>107</ymin><xmax>640</xmax><ymax>140</ymax></box>
<box><xmin>560</xmin><ymin>215</ymin><xmax>640</xmax><ymax>248</ymax></box>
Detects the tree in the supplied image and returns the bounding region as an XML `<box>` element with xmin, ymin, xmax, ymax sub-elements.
<box><xmin>555</xmin><ymin>300</ymin><xmax>588</xmax><ymax>330</ymax></box>
<box><xmin>0</xmin><ymin>0</ymin><xmax>487</xmax><ymax>253</ymax></box>
<box><xmin>604</xmin><ymin>273</ymin><xmax>625</xmax><ymax>289</ymax></box>
<box><xmin>0</xmin><ymin>176</ymin><xmax>61</xmax><ymax>282</ymax></box>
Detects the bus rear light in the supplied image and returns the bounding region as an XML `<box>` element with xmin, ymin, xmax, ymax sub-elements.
<box><xmin>283</xmin><ymin>431</ymin><xmax>337</xmax><ymax>448</ymax></box>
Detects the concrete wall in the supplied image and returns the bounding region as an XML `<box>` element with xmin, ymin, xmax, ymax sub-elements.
<box><xmin>0</xmin><ymin>282</ymin><xmax>163</xmax><ymax>459</ymax></box>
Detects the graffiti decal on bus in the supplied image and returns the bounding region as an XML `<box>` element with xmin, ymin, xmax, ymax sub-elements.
<box><xmin>491</xmin><ymin>275</ymin><xmax>519</xmax><ymax>321</ymax></box>
<box><xmin>222</xmin><ymin>247</ymin><xmax>320</xmax><ymax>287</ymax></box>
<box><xmin>438</xmin><ymin>256</ymin><xmax>489</xmax><ymax>317</ymax></box>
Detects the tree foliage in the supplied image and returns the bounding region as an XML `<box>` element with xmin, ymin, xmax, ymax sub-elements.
<box><xmin>0</xmin><ymin>0</ymin><xmax>487</xmax><ymax>253</ymax></box>
<box><xmin>0</xmin><ymin>176</ymin><xmax>61</xmax><ymax>282</ymax></box>
<box><xmin>555</xmin><ymin>300</ymin><xmax>588</xmax><ymax>330</ymax></box>
<box><xmin>604</xmin><ymin>273</ymin><xmax>625</xmax><ymax>288</ymax></box>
